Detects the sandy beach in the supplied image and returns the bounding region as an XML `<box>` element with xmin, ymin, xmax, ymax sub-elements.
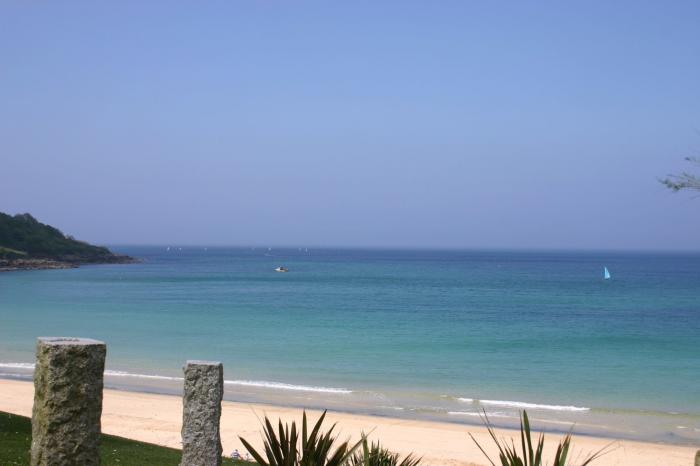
<box><xmin>1</xmin><ymin>379</ymin><xmax>695</xmax><ymax>466</ymax></box>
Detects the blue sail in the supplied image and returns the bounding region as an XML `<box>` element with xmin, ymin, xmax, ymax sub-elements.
<box><xmin>604</xmin><ymin>267</ymin><xmax>611</xmax><ymax>280</ymax></box>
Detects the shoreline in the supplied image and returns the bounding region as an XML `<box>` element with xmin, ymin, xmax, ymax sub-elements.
<box><xmin>1</xmin><ymin>379</ymin><xmax>696</xmax><ymax>466</ymax></box>
<box><xmin>1</xmin><ymin>365</ymin><xmax>698</xmax><ymax>447</ymax></box>
<box><xmin>0</xmin><ymin>255</ymin><xmax>138</xmax><ymax>272</ymax></box>
<box><xmin>0</xmin><ymin>258</ymin><xmax>78</xmax><ymax>272</ymax></box>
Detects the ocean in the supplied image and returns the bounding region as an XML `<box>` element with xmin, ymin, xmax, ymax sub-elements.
<box><xmin>1</xmin><ymin>247</ymin><xmax>699</xmax><ymax>445</ymax></box>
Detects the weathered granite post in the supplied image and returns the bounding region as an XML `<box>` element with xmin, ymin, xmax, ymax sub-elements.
<box><xmin>31</xmin><ymin>337</ymin><xmax>106</xmax><ymax>466</ymax></box>
<box><xmin>181</xmin><ymin>360</ymin><xmax>223</xmax><ymax>466</ymax></box>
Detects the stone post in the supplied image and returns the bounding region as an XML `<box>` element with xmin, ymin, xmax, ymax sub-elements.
<box><xmin>695</xmin><ymin>450</ymin><xmax>699</xmax><ymax>466</ymax></box>
<box><xmin>31</xmin><ymin>337</ymin><xmax>106</xmax><ymax>466</ymax></box>
<box><xmin>182</xmin><ymin>360</ymin><xmax>223</xmax><ymax>466</ymax></box>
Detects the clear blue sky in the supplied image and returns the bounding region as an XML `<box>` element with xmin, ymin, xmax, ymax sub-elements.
<box><xmin>1</xmin><ymin>1</ymin><xmax>699</xmax><ymax>250</ymax></box>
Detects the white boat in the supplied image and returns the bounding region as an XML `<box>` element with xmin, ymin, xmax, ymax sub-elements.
<box><xmin>603</xmin><ymin>266</ymin><xmax>611</xmax><ymax>280</ymax></box>
<box><xmin>275</xmin><ymin>266</ymin><xmax>289</xmax><ymax>273</ymax></box>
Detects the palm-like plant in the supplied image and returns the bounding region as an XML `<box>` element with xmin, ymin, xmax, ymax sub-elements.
<box><xmin>239</xmin><ymin>410</ymin><xmax>363</xmax><ymax>466</ymax></box>
<box><xmin>469</xmin><ymin>410</ymin><xmax>609</xmax><ymax>466</ymax></box>
<box><xmin>349</xmin><ymin>438</ymin><xmax>421</xmax><ymax>466</ymax></box>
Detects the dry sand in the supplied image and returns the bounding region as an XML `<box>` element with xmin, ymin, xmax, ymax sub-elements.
<box><xmin>1</xmin><ymin>379</ymin><xmax>696</xmax><ymax>465</ymax></box>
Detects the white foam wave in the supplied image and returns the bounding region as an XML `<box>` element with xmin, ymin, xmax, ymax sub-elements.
<box><xmin>377</xmin><ymin>406</ymin><xmax>405</xmax><ymax>411</ymax></box>
<box><xmin>105</xmin><ymin>370</ymin><xmax>183</xmax><ymax>382</ymax></box>
<box><xmin>0</xmin><ymin>363</ymin><xmax>351</xmax><ymax>394</ymax></box>
<box><xmin>0</xmin><ymin>362</ymin><xmax>35</xmax><ymax>369</ymax></box>
<box><xmin>448</xmin><ymin>411</ymin><xmax>513</xmax><ymax>419</ymax></box>
<box><xmin>224</xmin><ymin>379</ymin><xmax>351</xmax><ymax>394</ymax></box>
<box><xmin>480</xmin><ymin>399</ymin><xmax>589</xmax><ymax>412</ymax></box>
<box><xmin>106</xmin><ymin>371</ymin><xmax>351</xmax><ymax>393</ymax></box>
<box><xmin>459</xmin><ymin>397</ymin><xmax>589</xmax><ymax>412</ymax></box>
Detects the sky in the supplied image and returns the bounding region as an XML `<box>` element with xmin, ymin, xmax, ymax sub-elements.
<box><xmin>1</xmin><ymin>1</ymin><xmax>699</xmax><ymax>250</ymax></box>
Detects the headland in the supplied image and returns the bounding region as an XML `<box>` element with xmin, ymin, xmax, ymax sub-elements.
<box><xmin>0</xmin><ymin>212</ymin><xmax>136</xmax><ymax>272</ymax></box>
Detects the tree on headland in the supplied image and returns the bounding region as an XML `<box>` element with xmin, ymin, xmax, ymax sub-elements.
<box><xmin>660</xmin><ymin>157</ymin><xmax>700</xmax><ymax>194</ymax></box>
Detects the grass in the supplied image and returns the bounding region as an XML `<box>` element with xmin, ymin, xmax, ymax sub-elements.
<box><xmin>0</xmin><ymin>246</ymin><xmax>27</xmax><ymax>260</ymax></box>
<box><xmin>0</xmin><ymin>411</ymin><xmax>253</xmax><ymax>466</ymax></box>
<box><xmin>0</xmin><ymin>246</ymin><xmax>26</xmax><ymax>255</ymax></box>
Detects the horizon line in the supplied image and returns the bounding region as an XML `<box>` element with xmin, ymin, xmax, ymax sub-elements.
<box><xmin>103</xmin><ymin>243</ymin><xmax>700</xmax><ymax>254</ymax></box>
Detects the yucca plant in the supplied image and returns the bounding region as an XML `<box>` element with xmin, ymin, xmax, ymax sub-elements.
<box><xmin>469</xmin><ymin>410</ymin><xmax>609</xmax><ymax>466</ymax></box>
<box><xmin>239</xmin><ymin>410</ymin><xmax>363</xmax><ymax>466</ymax></box>
<box><xmin>349</xmin><ymin>437</ymin><xmax>421</xmax><ymax>466</ymax></box>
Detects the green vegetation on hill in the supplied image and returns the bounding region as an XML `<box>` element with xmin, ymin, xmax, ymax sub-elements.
<box><xmin>0</xmin><ymin>212</ymin><xmax>132</xmax><ymax>264</ymax></box>
<box><xmin>0</xmin><ymin>411</ymin><xmax>250</xmax><ymax>466</ymax></box>
<box><xmin>0</xmin><ymin>246</ymin><xmax>27</xmax><ymax>259</ymax></box>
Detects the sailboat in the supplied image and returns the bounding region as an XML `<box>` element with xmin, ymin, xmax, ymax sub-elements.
<box><xmin>603</xmin><ymin>267</ymin><xmax>611</xmax><ymax>280</ymax></box>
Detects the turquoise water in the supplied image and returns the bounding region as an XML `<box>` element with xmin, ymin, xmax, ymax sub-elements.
<box><xmin>1</xmin><ymin>247</ymin><xmax>699</xmax><ymax>444</ymax></box>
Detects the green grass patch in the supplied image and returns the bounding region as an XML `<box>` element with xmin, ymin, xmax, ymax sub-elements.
<box><xmin>0</xmin><ymin>246</ymin><xmax>27</xmax><ymax>260</ymax></box>
<box><xmin>0</xmin><ymin>246</ymin><xmax>26</xmax><ymax>255</ymax></box>
<box><xmin>0</xmin><ymin>411</ymin><xmax>253</xmax><ymax>465</ymax></box>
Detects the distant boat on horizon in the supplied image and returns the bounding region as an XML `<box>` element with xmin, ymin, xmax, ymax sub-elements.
<box><xmin>603</xmin><ymin>266</ymin><xmax>611</xmax><ymax>280</ymax></box>
<box><xmin>274</xmin><ymin>266</ymin><xmax>289</xmax><ymax>273</ymax></box>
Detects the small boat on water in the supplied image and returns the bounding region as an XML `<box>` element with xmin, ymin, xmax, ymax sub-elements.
<box><xmin>603</xmin><ymin>266</ymin><xmax>611</xmax><ymax>280</ymax></box>
<box><xmin>275</xmin><ymin>266</ymin><xmax>289</xmax><ymax>273</ymax></box>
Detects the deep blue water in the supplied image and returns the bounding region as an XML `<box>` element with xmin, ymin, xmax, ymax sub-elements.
<box><xmin>1</xmin><ymin>247</ymin><xmax>699</xmax><ymax>443</ymax></box>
